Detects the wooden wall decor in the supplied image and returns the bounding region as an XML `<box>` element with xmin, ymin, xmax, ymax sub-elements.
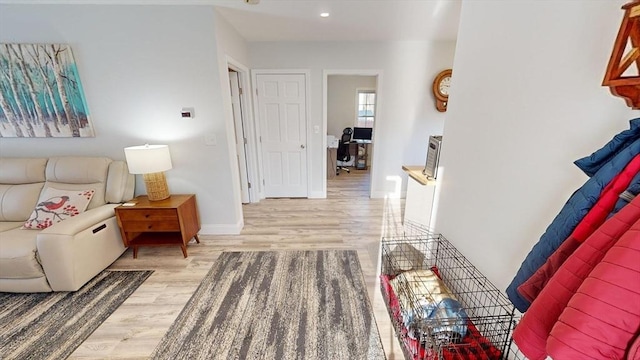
<box><xmin>603</xmin><ymin>1</ymin><xmax>640</xmax><ymax>109</ymax></box>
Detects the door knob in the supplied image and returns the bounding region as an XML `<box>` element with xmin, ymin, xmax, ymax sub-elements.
<box><xmin>300</xmin><ymin>144</ymin><xmax>305</xmax><ymax>149</ymax></box>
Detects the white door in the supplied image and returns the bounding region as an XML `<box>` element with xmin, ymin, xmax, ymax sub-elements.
<box><xmin>229</xmin><ymin>70</ymin><xmax>250</xmax><ymax>203</ymax></box>
<box><xmin>256</xmin><ymin>73</ymin><xmax>308</xmax><ymax>198</ymax></box>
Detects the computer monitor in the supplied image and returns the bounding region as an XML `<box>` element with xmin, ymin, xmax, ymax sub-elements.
<box><xmin>352</xmin><ymin>127</ymin><xmax>372</xmax><ymax>141</ymax></box>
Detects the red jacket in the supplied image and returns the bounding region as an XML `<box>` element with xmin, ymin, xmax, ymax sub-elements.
<box><xmin>512</xmin><ymin>195</ymin><xmax>640</xmax><ymax>360</ymax></box>
<box><xmin>546</xmin><ymin>216</ymin><xmax>640</xmax><ymax>359</ymax></box>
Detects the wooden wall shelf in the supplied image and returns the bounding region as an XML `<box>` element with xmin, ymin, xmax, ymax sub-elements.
<box><xmin>603</xmin><ymin>1</ymin><xmax>640</xmax><ymax>109</ymax></box>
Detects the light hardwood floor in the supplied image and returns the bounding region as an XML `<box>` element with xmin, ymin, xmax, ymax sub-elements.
<box><xmin>70</xmin><ymin>169</ymin><xmax>406</xmax><ymax>359</ymax></box>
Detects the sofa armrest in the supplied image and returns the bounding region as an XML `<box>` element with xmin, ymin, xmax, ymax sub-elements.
<box><xmin>37</xmin><ymin>204</ymin><xmax>126</xmax><ymax>291</ymax></box>
<box><xmin>39</xmin><ymin>204</ymin><xmax>119</xmax><ymax>236</ymax></box>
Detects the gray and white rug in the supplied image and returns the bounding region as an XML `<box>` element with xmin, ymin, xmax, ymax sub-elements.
<box><xmin>0</xmin><ymin>270</ymin><xmax>153</xmax><ymax>360</ymax></box>
<box><xmin>152</xmin><ymin>250</ymin><xmax>386</xmax><ymax>360</ymax></box>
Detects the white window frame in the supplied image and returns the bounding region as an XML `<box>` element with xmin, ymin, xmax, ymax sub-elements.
<box><xmin>355</xmin><ymin>88</ymin><xmax>376</xmax><ymax>128</ymax></box>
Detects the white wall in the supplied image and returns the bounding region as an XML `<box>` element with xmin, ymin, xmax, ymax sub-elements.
<box><xmin>213</xmin><ymin>9</ymin><xmax>251</xmax><ymax>228</ymax></box>
<box><xmin>435</xmin><ymin>0</ymin><xmax>639</xmax><ymax>292</ymax></box>
<box><xmin>214</xmin><ymin>9</ymin><xmax>249</xmax><ymax>67</ymax></box>
<box><xmin>327</xmin><ymin>75</ymin><xmax>377</xmax><ymax>137</ymax></box>
<box><xmin>0</xmin><ymin>4</ymin><xmax>245</xmax><ymax>233</ymax></box>
<box><xmin>249</xmin><ymin>41</ymin><xmax>456</xmax><ymax>197</ymax></box>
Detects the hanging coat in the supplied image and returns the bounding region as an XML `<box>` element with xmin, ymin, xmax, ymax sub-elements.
<box><xmin>611</xmin><ymin>170</ymin><xmax>640</xmax><ymax>215</ymax></box>
<box><xmin>517</xmin><ymin>155</ymin><xmax>640</xmax><ymax>303</ymax></box>
<box><xmin>507</xmin><ymin>136</ymin><xmax>640</xmax><ymax>312</ymax></box>
<box><xmin>546</xmin><ymin>216</ymin><xmax>640</xmax><ymax>359</ymax></box>
<box><xmin>512</xmin><ymin>195</ymin><xmax>640</xmax><ymax>360</ymax></box>
<box><xmin>627</xmin><ymin>336</ymin><xmax>640</xmax><ymax>360</ymax></box>
<box><xmin>574</xmin><ymin>118</ymin><xmax>640</xmax><ymax>177</ymax></box>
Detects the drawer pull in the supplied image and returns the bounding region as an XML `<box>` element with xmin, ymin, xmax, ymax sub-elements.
<box><xmin>93</xmin><ymin>224</ymin><xmax>107</xmax><ymax>234</ymax></box>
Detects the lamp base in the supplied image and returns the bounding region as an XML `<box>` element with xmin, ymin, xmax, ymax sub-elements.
<box><xmin>143</xmin><ymin>172</ymin><xmax>170</xmax><ymax>201</ymax></box>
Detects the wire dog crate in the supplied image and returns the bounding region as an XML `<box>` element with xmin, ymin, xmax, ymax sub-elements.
<box><xmin>380</xmin><ymin>222</ymin><xmax>522</xmax><ymax>360</ymax></box>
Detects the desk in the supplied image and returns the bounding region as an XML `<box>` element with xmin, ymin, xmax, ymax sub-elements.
<box><xmin>402</xmin><ymin>165</ymin><xmax>437</xmax><ymax>229</ymax></box>
<box><xmin>351</xmin><ymin>139</ymin><xmax>372</xmax><ymax>144</ymax></box>
<box><xmin>327</xmin><ymin>147</ymin><xmax>337</xmax><ymax>179</ymax></box>
<box><xmin>349</xmin><ymin>141</ymin><xmax>371</xmax><ymax>169</ymax></box>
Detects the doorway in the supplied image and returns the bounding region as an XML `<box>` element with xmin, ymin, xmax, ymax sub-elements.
<box><xmin>226</xmin><ymin>59</ymin><xmax>259</xmax><ymax>206</ymax></box>
<box><xmin>324</xmin><ymin>72</ymin><xmax>380</xmax><ymax>199</ymax></box>
<box><xmin>253</xmin><ymin>71</ymin><xmax>310</xmax><ymax>198</ymax></box>
<box><xmin>228</xmin><ymin>68</ymin><xmax>251</xmax><ymax>203</ymax></box>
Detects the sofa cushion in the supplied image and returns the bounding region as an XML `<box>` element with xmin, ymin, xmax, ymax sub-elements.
<box><xmin>0</xmin><ymin>158</ymin><xmax>47</xmax><ymax>184</ymax></box>
<box><xmin>0</xmin><ymin>158</ymin><xmax>47</xmax><ymax>221</ymax></box>
<box><xmin>22</xmin><ymin>187</ymin><xmax>96</xmax><ymax>230</ymax></box>
<box><xmin>106</xmin><ymin>161</ymin><xmax>136</xmax><ymax>203</ymax></box>
<box><xmin>45</xmin><ymin>157</ymin><xmax>111</xmax><ymax>209</ymax></box>
<box><xmin>0</xmin><ymin>183</ymin><xmax>44</xmax><ymax>221</ymax></box>
<box><xmin>0</xmin><ymin>228</ymin><xmax>45</xmax><ymax>279</ymax></box>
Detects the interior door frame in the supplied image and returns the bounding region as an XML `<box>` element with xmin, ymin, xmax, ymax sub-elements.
<box><xmin>227</xmin><ymin>56</ymin><xmax>260</xmax><ymax>203</ymax></box>
<box><xmin>323</xmin><ymin>69</ymin><xmax>383</xmax><ymax>198</ymax></box>
<box><xmin>228</xmin><ymin>70</ymin><xmax>249</xmax><ymax>203</ymax></box>
<box><xmin>251</xmin><ymin>69</ymin><xmax>312</xmax><ymax>199</ymax></box>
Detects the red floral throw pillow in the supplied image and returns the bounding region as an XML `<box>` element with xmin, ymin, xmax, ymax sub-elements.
<box><xmin>23</xmin><ymin>188</ymin><xmax>95</xmax><ymax>229</ymax></box>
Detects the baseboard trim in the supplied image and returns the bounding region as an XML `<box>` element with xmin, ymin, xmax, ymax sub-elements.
<box><xmin>200</xmin><ymin>221</ymin><xmax>244</xmax><ymax>235</ymax></box>
<box><xmin>307</xmin><ymin>190</ymin><xmax>325</xmax><ymax>199</ymax></box>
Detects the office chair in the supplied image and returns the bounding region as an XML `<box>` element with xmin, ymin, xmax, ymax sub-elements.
<box><xmin>336</xmin><ymin>127</ymin><xmax>352</xmax><ymax>175</ymax></box>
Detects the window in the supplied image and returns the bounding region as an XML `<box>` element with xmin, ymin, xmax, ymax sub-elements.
<box><xmin>356</xmin><ymin>90</ymin><xmax>376</xmax><ymax>128</ymax></box>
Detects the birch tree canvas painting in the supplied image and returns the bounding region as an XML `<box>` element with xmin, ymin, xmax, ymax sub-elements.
<box><xmin>0</xmin><ymin>43</ymin><xmax>95</xmax><ymax>137</ymax></box>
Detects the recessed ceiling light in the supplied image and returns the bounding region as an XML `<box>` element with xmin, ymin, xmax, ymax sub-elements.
<box><xmin>320</xmin><ymin>12</ymin><xmax>330</xmax><ymax>18</ymax></box>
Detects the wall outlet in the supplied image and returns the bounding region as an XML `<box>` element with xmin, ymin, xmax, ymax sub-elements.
<box><xmin>313</xmin><ymin>125</ymin><xmax>320</xmax><ymax>134</ymax></box>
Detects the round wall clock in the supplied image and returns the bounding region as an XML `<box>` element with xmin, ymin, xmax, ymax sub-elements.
<box><xmin>432</xmin><ymin>69</ymin><xmax>452</xmax><ymax>112</ymax></box>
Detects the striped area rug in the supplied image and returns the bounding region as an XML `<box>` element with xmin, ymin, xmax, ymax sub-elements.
<box><xmin>152</xmin><ymin>250</ymin><xmax>386</xmax><ymax>360</ymax></box>
<box><xmin>0</xmin><ymin>270</ymin><xmax>153</xmax><ymax>359</ymax></box>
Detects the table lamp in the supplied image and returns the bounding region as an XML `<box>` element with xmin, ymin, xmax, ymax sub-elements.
<box><xmin>124</xmin><ymin>144</ymin><xmax>173</xmax><ymax>201</ymax></box>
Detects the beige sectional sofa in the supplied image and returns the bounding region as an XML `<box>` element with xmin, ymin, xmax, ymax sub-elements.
<box><xmin>0</xmin><ymin>157</ymin><xmax>135</xmax><ymax>292</ymax></box>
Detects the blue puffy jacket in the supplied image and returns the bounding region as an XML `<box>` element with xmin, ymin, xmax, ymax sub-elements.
<box><xmin>574</xmin><ymin>118</ymin><xmax>640</xmax><ymax>176</ymax></box>
<box><xmin>506</xmin><ymin>119</ymin><xmax>640</xmax><ymax>312</ymax></box>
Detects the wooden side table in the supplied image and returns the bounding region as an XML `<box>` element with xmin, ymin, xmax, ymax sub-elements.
<box><xmin>115</xmin><ymin>194</ymin><xmax>200</xmax><ymax>258</ymax></box>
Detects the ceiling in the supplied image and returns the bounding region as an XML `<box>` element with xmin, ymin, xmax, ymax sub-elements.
<box><xmin>212</xmin><ymin>0</ymin><xmax>462</xmax><ymax>42</ymax></box>
<box><xmin>0</xmin><ymin>0</ymin><xmax>462</xmax><ymax>42</ymax></box>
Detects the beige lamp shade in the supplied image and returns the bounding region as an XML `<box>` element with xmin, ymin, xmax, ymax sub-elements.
<box><xmin>124</xmin><ymin>144</ymin><xmax>172</xmax><ymax>201</ymax></box>
<box><xmin>124</xmin><ymin>144</ymin><xmax>172</xmax><ymax>174</ymax></box>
